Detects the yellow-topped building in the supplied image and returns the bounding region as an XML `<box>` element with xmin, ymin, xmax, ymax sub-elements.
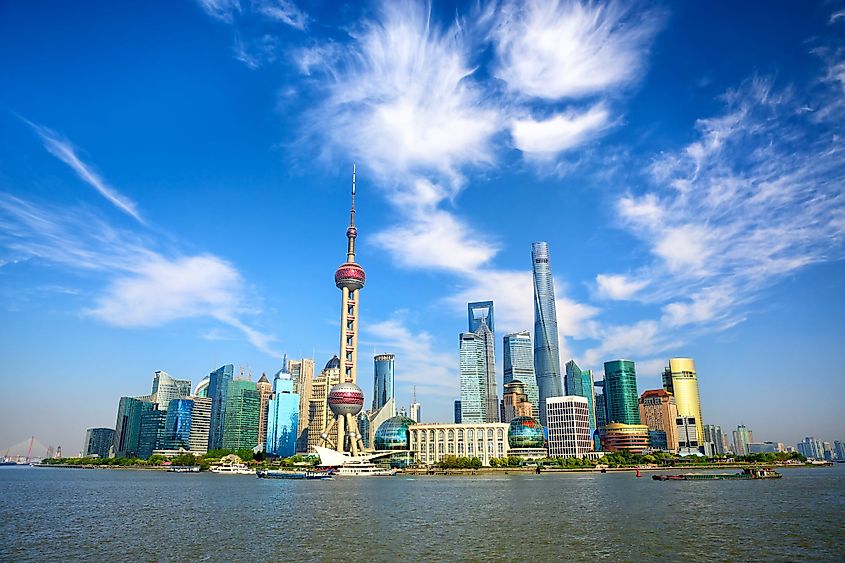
<box><xmin>663</xmin><ymin>358</ymin><xmax>704</xmax><ymax>443</ymax></box>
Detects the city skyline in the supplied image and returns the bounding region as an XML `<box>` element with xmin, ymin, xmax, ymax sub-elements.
<box><xmin>2</xmin><ymin>1</ymin><xmax>845</xmax><ymax>452</ymax></box>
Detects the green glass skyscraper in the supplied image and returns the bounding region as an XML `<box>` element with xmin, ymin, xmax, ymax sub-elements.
<box><xmin>564</xmin><ymin>360</ymin><xmax>596</xmax><ymax>431</ymax></box>
<box><xmin>603</xmin><ymin>360</ymin><xmax>640</xmax><ymax>425</ymax></box>
<box><xmin>222</xmin><ymin>379</ymin><xmax>260</xmax><ymax>451</ymax></box>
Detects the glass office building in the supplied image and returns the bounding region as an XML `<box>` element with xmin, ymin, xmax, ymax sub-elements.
<box><xmin>459</xmin><ymin>332</ymin><xmax>486</xmax><ymax>423</ymax></box>
<box><xmin>113</xmin><ymin>396</ymin><xmax>153</xmax><ymax>458</ymax></box>
<box><xmin>373</xmin><ymin>354</ymin><xmax>395</xmax><ymax>411</ymax></box>
<box><xmin>150</xmin><ymin>370</ymin><xmax>191</xmax><ymax>409</ymax></box>
<box><xmin>265</xmin><ymin>376</ymin><xmax>300</xmax><ymax>457</ymax></box>
<box><xmin>138</xmin><ymin>408</ymin><xmax>166</xmax><ymax>459</ymax></box>
<box><xmin>564</xmin><ymin>360</ymin><xmax>596</xmax><ymax>431</ymax></box>
<box><xmin>373</xmin><ymin>416</ymin><xmax>416</xmax><ymax>450</ymax></box>
<box><xmin>84</xmin><ymin>428</ymin><xmax>115</xmax><ymax>458</ymax></box>
<box><xmin>503</xmin><ymin>331</ymin><xmax>539</xmax><ymax>418</ymax></box>
<box><xmin>162</xmin><ymin>398</ymin><xmax>194</xmax><ymax>451</ymax></box>
<box><xmin>531</xmin><ymin>242</ymin><xmax>563</xmax><ymax>426</ymax></box>
<box><xmin>207</xmin><ymin>364</ymin><xmax>234</xmax><ymax>451</ymax></box>
<box><xmin>603</xmin><ymin>360</ymin><xmax>640</xmax><ymax>425</ymax></box>
<box><xmin>222</xmin><ymin>379</ymin><xmax>260</xmax><ymax>451</ymax></box>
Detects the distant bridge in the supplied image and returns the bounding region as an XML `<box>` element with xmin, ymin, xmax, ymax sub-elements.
<box><xmin>2</xmin><ymin>437</ymin><xmax>52</xmax><ymax>462</ymax></box>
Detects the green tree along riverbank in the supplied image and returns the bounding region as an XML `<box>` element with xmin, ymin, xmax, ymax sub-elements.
<box><xmin>38</xmin><ymin>450</ymin><xmax>318</xmax><ymax>471</ymax></box>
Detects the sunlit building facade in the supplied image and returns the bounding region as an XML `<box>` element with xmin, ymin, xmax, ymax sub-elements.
<box><xmin>733</xmin><ymin>425</ymin><xmax>753</xmax><ymax>456</ymax></box>
<box><xmin>150</xmin><ymin>370</ymin><xmax>191</xmax><ymax>409</ymax></box>
<box><xmin>138</xmin><ymin>407</ymin><xmax>166</xmax><ymax>459</ymax></box>
<box><xmin>113</xmin><ymin>396</ymin><xmax>153</xmax><ymax>458</ymax></box>
<box><xmin>601</xmin><ymin>423</ymin><xmax>650</xmax><ymax>455</ymax></box>
<box><xmin>288</xmin><ymin>358</ymin><xmax>315</xmax><ymax>453</ymax></box>
<box><xmin>373</xmin><ymin>354</ymin><xmax>395</xmax><ymax>411</ymax></box>
<box><xmin>638</xmin><ymin>389</ymin><xmax>679</xmax><ymax>451</ymax></box>
<box><xmin>546</xmin><ymin>396</ymin><xmax>592</xmax><ymax>458</ymax></box>
<box><xmin>409</xmin><ymin>423</ymin><xmax>510</xmax><ymax>466</ymax></box>
<box><xmin>663</xmin><ymin>358</ymin><xmax>704</xmax><ymax>443</ymax></box>
<box><xmin>162</xmin><ymin>398</ymin><xmax>193</xmax><ymax>451</ymax></box>
<box><xmin>207</xmin><ymin>364</ymin><xmax>234</xmax><ymax>451</ymax></box>
<box><xmin>189</xmin><ymin>397</ymin><xmax>211</xmax><ymax>454</ymax></box>
<box><xmin>256</xmin><ymin>373</ymin><xmax>273</xmax><ymax>451</ymax></box>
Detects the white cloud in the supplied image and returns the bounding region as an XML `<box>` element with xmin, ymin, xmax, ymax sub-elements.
<box><xmin>0</xmin><ymin>194</ymin><xmax>279</xmax><ymax>356</ymax></box>
<box><xmin>253</xmin><ymin>0</ymin><xmax>308</xmax><ymax>30</ymax></box>
<box><xmin>302</xmin><ymin>1</ymin><xmax>500</xmax><ymax>185</ymax></box>
<box><xmin>29</xmin><ymin>123</ymin><xmax>144</xmax><ymax>224</ymax></box>
<box><xmin>493</xmin><ymin>0</ymin><xmax>662</xmax><ymax>99</ymax></box>
<box><xmin>595</xmin><ymin>273</ymin><xmax>647</xmax><ymax>300</ymax></box>
<box><xmin>511</xmin><ymin>104</ymin><xmax>610</xmax><ymax>157</ymax></box>
<box><xmin>196</xmin><ymin>0</ymin><xmax>241</xmax><ymax>23</ymax></box>
<box><xmin>364</xmin><ymin>315</ymin><xmax>456</xmax><ymax>397</ymax></box>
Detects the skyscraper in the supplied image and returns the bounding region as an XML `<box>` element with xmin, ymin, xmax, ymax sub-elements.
<box><xmin>113</xmin><ymin>396</ymin><xmax>153</xmax><ymax>458</ymax></box>
<box><xmin>84</xmin><ymin>428</ymin><xmax>115</xmax><ymax>458</ymax></box>
<box><xmin>373</xmin><ymin>354</ymin><xmax>395</xmax><ymax>411</ymax></box>
<box><xmin>703</xmin><ymin>424</ymin><xmax>726</xmax><ymax>455</ymax></box>
<box><xmin>288</xmin><ymin>358</ymin><xmax>315</xmax><ymax>453</ymax></box>
<box><xmin>150</xmin><ymin>371</ymin><xmax>191</xmax><ymax>408</ymax></box>
<box><xmin>265</xmin><ymin>374</ymin><xmax>300</xmax><ymax>457</ymax></box>
<box><xmin>564</xmin><ymin>360</ymin><xmax>596</xmax><ymax>432</ymax></box>
<box><xmin>468</xmin><ymin>301</ymin><xmax>494</xmax><ymax>334</ymax></box>
<box><xmin>594</xmin><ymin>387</ymin><xmax>608</xmax><ymax>429</ymax></box>
<box><xmin>470</xmin><ymin>309</ymin><xmax>498</xmax><ymax>423</ymax></box>
<box><xmin>797</xmin><ymin>437</ymin><xmax>824</xmax><ymax>459</ymax></box>
<box><xmin>138</xmin><ymin>407</ymin><xmax>166</xmax><ymax>459</ymax></box>
<box><xmin>321</xmin><ymin>165</ymin><xmax>367</xmax><ymax>455</ymax></box>
<box><xmin>459</xmin><ymin>332</ymin><xmax>486</xmax><ymax>423</ymax></box>
<box><xmin>256</xmin><ymin>373</ymin><xmax>273</xmax><ymax>450</ymax></box>
<box><xmin>531</xmin><ymin>242</ymin><xmax>563</xmax><ymax>425</ymax></box>
<box><xmin>503</xmin><ymin>331</ymin><xmax>539</xmax><ymax>418</ymax></box>
<box><xmin>546</xmin><ymin>396</ymin><xmax>593</xmax><ymax>458</ymax></box>
<box><xmin>308</xmin><ymin>358</ymin><xmax>341</xmax><ymax>451</ymax></box>
<box><xmin>663</xmin><ymin>358</ymin><xmax>704</xmax><ymax>443</ymax></box>
<box><xmin>502</xmin><ymin>381</ymin><xmax>535</xmax><ymax>423</ymax></box>
<box><xmin>222</xmin><ymin>379</ymin><xmax>260</xmax><ymax>451</ymax></box>
<box><xmin>189</xmin><ymin>397</ymin><xmax>212</xmax><ymax>454</ymax></box>
<box><xmin>603</xmin><ymin>360</ymin><xmax>640</xmax><ymax>425</ymax></box>
<box><xmin>207</xmin><ymin>364</ymin><xmax>234</xmax><ymax>451</ymax></box>
<box><xmin>733</xmin><ymin>425</ymin><xmax>753</xmax><ymax>456</ymax></box>
<box><xmin>162</xmin><ymin>398</ymin><xmax>194</xmax><ymax>451</ymax></box>
<box><xmin>454</xmin><ymin>400</ymin><xmax>462</xmax><ymax>423</ymax></box>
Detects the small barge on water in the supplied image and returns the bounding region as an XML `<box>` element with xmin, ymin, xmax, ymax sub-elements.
<box><xmin>653</xmin><ymin>467</ymin><xmax>782</xmax><ymax>481</ymax></box>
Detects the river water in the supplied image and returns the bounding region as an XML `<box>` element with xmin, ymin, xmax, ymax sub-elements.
<box><xmin>1</xmin><ymin>464</ymin><xmax>844</xmax><ymax>561</ymax></box>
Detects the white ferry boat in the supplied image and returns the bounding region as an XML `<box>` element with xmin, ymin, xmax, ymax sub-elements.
<box><xmin>210</xmin><ymin>455</ymin><xmax>255</xmax><ymax>475</ymax></box>
<box><xmin>313</xmin><ymin>446</ymin><xmax>397</xmax><ymax>477</ymax></box>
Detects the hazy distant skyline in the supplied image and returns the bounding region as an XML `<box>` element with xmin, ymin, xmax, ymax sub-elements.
<box><xmin>1</xmin><ymin>1</ymin><xmax>844</xmax><ymax>454</ymax></box>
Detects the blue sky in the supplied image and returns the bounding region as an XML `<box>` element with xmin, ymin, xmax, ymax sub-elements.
<box><xmin>1</xmin><ymin>1</ymin><xmax>844</xmax><ymax>455</ymax></box>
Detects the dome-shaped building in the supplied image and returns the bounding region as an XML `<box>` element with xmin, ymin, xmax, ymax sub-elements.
<box><xmin>324</xmin><ymin>355</ymin><xmax>340</xmax><ymax>370</ymax></box>
<box><xmin>374</xmin><ymin>416</ymin><xmax>416</xmax><ymax>450</ymax></box>
<box><xmin>508</xmin><ymin>416</ymin><xmax>545</xmax><ymax>449</ymax></box>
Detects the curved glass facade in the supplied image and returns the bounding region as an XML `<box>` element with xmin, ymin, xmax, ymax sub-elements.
<box><xmin>532</xmin><ymin>242</ymin><xmax>563</xmax><ymax>426</ymax></box>
<box><xmin>374</xmin><ymin>416</ymin><xmax>416</xmax><ymax>450</ymax></box>
<box><xmin>508</xmin><ymin>416</ymin><xmax>545</xmax><ymax>448</ymax></box>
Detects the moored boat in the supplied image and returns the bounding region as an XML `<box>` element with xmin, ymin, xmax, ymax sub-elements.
<box><xmin>257</xmin><ymin>469</ymin><xmax>333</xmax><ymax>480</ymax></box>
<box><xmin>652</xmin><ymin>467</ymin><xmax>782</xmax><ymax>481</ymax></box>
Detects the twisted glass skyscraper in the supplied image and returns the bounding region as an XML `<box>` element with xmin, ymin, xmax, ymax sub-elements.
<box><xmin>531</xmin><ymin>242</ymin><xmax>563</xmax><ymax>425</ymax></box>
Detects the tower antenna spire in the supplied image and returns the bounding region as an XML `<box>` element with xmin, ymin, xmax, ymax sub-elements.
<box><xmin>346</xmin><ymin>163</ymin><xmax>358</xmax><ymax>262</ymax></box>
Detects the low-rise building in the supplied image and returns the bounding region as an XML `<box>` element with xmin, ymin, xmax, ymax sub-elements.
<box><xmin>409</xmin><ymin>422</ymin><xmax>510</xmax><ymax>466</ymax></box>
<box><xmin>601</xmin><ymin>423</ymin><xmax>649</xmax><ymax>455</ymax></box>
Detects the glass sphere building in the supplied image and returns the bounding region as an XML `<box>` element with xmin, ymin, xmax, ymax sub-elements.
<box><xmin>508</xmin><ymin>416</ymin><xmax>545</xmax><ymax>449</ymax></box>
<box><xmin>374</xmin><ymin>416</ymin><xmax>416</xmax><ymax>450</ymax></box>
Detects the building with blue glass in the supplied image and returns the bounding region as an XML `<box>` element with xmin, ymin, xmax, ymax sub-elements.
<box><xmin>162</xmin><ymin>398</ymin><xmax>194</xmax><ymax>451</ymax></box>
<box><xmin>207</xmin><ymin>364</ymin><xmax>234</xmax><ymax>451</ymax></box>
<box><xmin>531</xmin><ymin>242</ymin><xmax>563</xmax><ymax>426</ymax></box>
<box><xmin>374</xmin><ymin>416</ymin><xmax>416</xmax><ymax>450</ymax></box>
<box><xmin>373</xmin><ymin>354</ymin><xmax>395</xmax><ymax>411</ymax></box>
<box><xmin>459</xmin><ymin>332</ymin><xmax>486</xmax><ymax>423</ymax></box>
<box><xmin>265</xmin><ymin>375</ymin><xmax>300</xmax><ymax>457</ymax></box>
<box><xmin>468</xmin><ymin>301</ymin><xmax>495</xmax><ymax>333</ymax></box>
<box><xmin>503</xmin><ymin>331</ymin><xmax>539</xmax><ymax>418</ymax></box>
<box><xmin>564</xmin><ymin>360</ymin><xmax>596</xmax><ymax>432</ymax></box>
<box><xmin>138</xmin><ymin>408</ymin><xmax>166</xmax><ymax>459</ymax></box>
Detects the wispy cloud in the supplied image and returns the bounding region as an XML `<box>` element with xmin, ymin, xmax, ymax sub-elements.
<box><xmin>253</xmin><ymin>0</ymin><xmax>308</xmax><ymax>30</ymax></box>
<box><xmin>364</xmin><ymin>313</ymin><xmax>456</xmax><ymax>398</ymax></box>
<box><xmin>196</xmin><ymin>0</ymin><xmax>241</xmax><ymax>24</ymax></box>
<box><xmin>0</xmin><ymin>194</ymin><xmax>279</xmax><ymax>356</ymax></box>
<box><xmin>492</xmin><ymin>0</ymin><xmax>662</xmax><ymax>99</ymax></box>
<box><xmin>27</xmin><ymin>122</ymin><xmax>144</xmax><ymax>224</ymax></box>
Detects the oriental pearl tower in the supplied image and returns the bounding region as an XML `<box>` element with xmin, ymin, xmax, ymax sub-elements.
<box><xmin>320</xmin><ymin>164</ymin><xmax>367</xmax><ymax>455</ymax></box>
